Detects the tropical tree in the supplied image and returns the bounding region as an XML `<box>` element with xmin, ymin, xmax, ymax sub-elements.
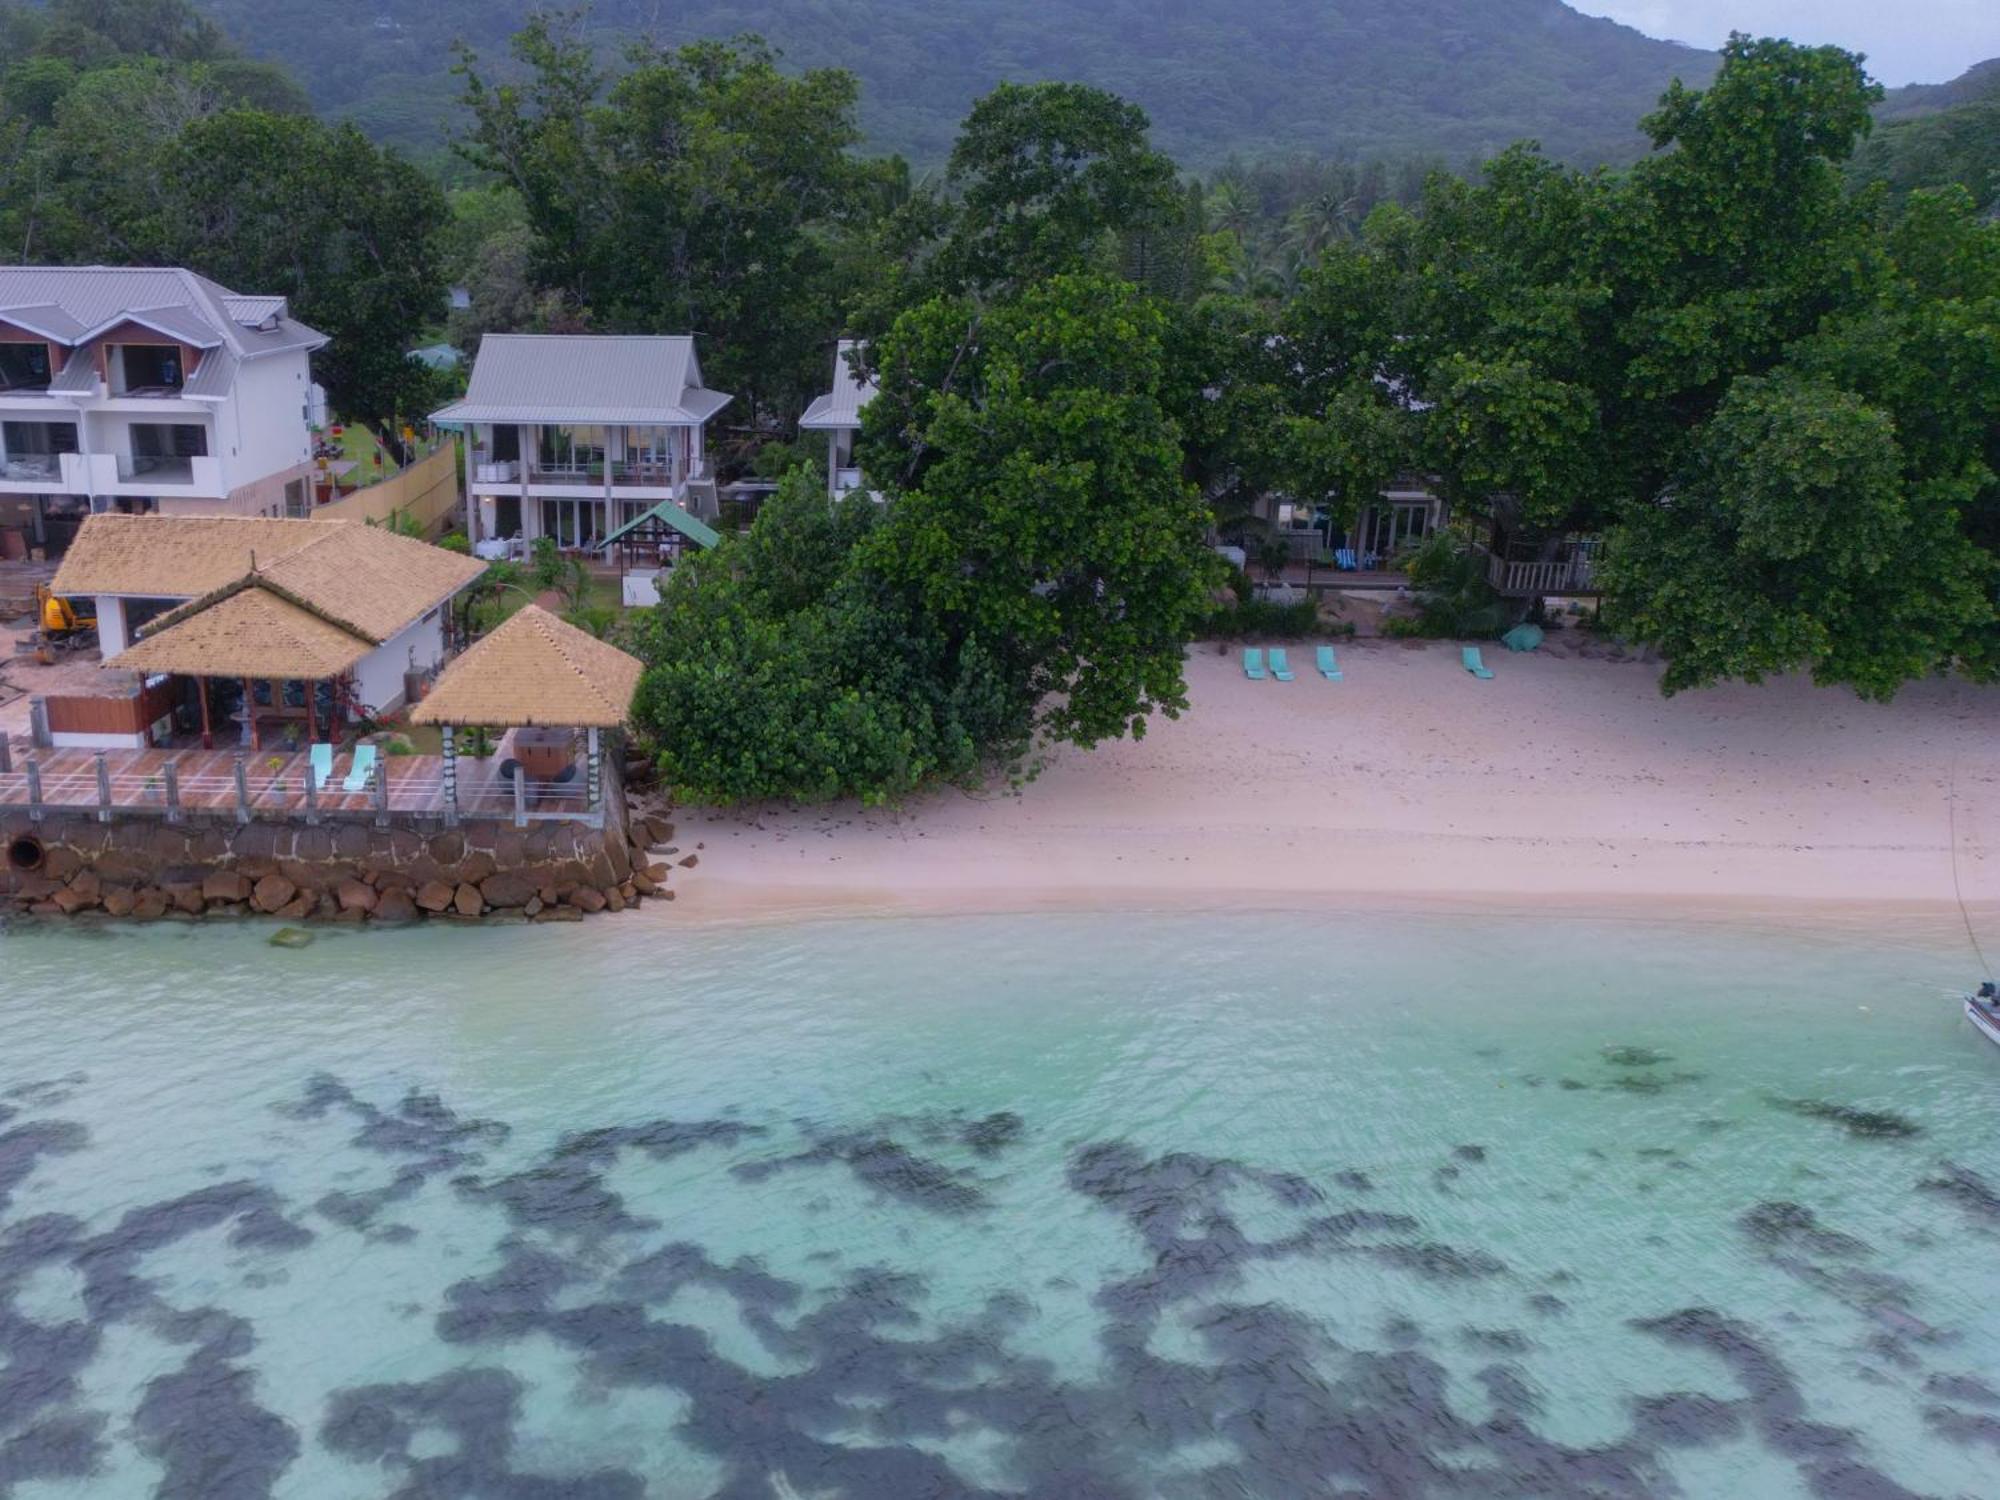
<box><xmin>456</xmin><ymin>19</ymin><xmax>881</xmax><ymax>423</ymax></box>
<box><xmin>160</xmin><ymin>110</ymin><xmax>450</xmax><ymax>423</ymax></box>
<box><xmin>864</xmin><ymin>272</ymin><xmax>1216</xmax><ymax>746</ymax></box>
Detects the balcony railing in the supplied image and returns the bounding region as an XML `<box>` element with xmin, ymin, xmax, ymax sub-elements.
<box><xmin>118</xmin><ymin>454</ymin><xmax>197</xmax><ymax>484</ymax></box>
<box><xmin>527</xmin><ymin>460</ymin><xmax>600</xmax><ymax>484</ymax></box>
<box><xmin>0</xmin><ymin>454</ymin><xmax>64</xmax><ymax>483</ymax></box>
<box><xmin>610</xmin><ymin>460</ymin><xmax>680</xmax><ymax>487</ymax></box>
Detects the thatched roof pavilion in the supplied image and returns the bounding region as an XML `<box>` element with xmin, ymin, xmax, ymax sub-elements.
<box><xmin>412</xmin><ymin>605</ymin><xmax>643</xmax><ymax>825</ymax></box>
<box><xmin>413</xmin><ymin>605</ymin><xmax>639</xmax><ymax>729</ymax></box>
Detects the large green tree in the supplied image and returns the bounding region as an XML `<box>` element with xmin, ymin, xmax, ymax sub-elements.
<box><xmin>933</xmin><ymin>82</ymin><xmax>1183</xmax><ymax>296</ymax></box>
<box><xmin>160</xmin><ymin>111</ymin><xmax>451</xmax><ymax>424</ymax></box>
<box><xmin>457</xmin><ymin>18</ymin><xmax>886</xmax><ymax>422</ymax></box>
<box><xmin>863</xmin><ymin>272</ymin><xmax>1216</xmax><ymax>745</ymax></box>
<box><xmin>1274</xmin><ymin>35</ymin><xmax>2000</xmax><ymax>696</ymax></box>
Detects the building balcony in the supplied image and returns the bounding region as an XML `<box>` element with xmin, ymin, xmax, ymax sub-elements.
<box><xmin>0</xmin><ymin>451</ymin><xmax>92</xmax><ymax>493</ymax></box>
<box><xmin>610</xmin><ymin>460</ymin><xmax>681</xmax><ymax>488</ymax></box>
<box><xmin>106</xmin><ymin>453</ymin><xmax>221</xmax><ymax>492</ymax></box>
<box><xmin>0</xmin><ymin>452</ymin><xmax>63</xmax><ymax>484</ymax></box>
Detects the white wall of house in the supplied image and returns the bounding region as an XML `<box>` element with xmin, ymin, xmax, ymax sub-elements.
<box><xmin>353</xmin><ymin>608</ymin><xmax>448</xmax><ymax>713</ymax></box>
<box><xmin>219</xmin><ymin>352</ymin><xmax>315</xmax><ymax>490</ymax></box>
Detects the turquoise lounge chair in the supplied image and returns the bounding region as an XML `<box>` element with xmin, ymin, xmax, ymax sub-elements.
<box><xmin>1316</xmin><ymin>645</ymin><xmax>1342</xmax><ymax>681</ymax></box>
<box><xmin>1242</xmin><ymin>647</ymin><xmax>1267</xmax><ymax>681</ymax></box>
<box><xmin>1334</xmin><ymin>547</ymin><xmax>1357</xmax><ymax>571</ymax></box>
<box><xmin>1462</xmin><ymin>645</ymin><xmax>1495</xmax><ymax>680</ymax></box>
<box><xmin>1268</xmin><ymin>647</ymin><xmax>1296</xmax><ymax>682</ymax></box>
<box><xmin>342</xmin><ymin>742</ymin><xmax>379</xmax><ymax>793</ymax></box>
<box><xmin>308</xmin><ymin>742</ymin><xmax>334</xmax><ymax>790</ymax></box>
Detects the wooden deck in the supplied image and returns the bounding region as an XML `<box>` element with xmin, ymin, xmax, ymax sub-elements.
<box><xmin>0</xmin><ymin>747</ymin><xmax>596</xmax><ymax>825</ymax></box>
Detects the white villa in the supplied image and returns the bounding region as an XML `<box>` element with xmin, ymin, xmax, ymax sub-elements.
<box><xmin>432</xmin><ymin>334</ymin><xmax>734</xmax><ymax>553</ymax></box>
<box><xmin>0</xmin><ymin>266</ymin><xmax>327</xmax><ymax>558</ymax></box>
<box><xmin>798</xmin><ymin>339</ymin><xmax>877</xmax><ymax>499</ymax></box>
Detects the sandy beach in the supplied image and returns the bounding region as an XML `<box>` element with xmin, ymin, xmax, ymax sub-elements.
<box><xmin>668</xmin><ymin>640</ymin><xmax>2000</xmax><ymax>925</ymax></box>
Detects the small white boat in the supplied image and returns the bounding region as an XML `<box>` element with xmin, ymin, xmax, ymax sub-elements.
<box><xmin>1967</xmin><ymin>984</ymin><xmax>2000</xmax><ymax>1050</ymax></box>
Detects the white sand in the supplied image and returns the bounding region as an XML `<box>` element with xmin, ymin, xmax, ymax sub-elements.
<box><xmin>666</xmin><ymin>641</ymin><xmax>2000</xmax><ymax>925</ymax></box>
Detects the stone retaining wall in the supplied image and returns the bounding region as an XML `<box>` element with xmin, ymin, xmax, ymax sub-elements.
<box><xmin>1</xmin><ymin>764</ymin><xmax>687</xmax><ymax>926</ymax></box>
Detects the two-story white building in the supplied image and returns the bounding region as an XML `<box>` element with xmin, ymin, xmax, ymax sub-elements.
<box><xmin>0</xmin><ymin>266</ymin><xmax>326</xmax><ymax>558</ymax></box>
<box><xmin>799</xmin><ymin>339</ymin><xmax>878</xmax><ymax>499</ymax></box>
<box><xmin>431</xmin><ymin>334</ymin><xmax>734</xmax><ymax>552</ymax></box>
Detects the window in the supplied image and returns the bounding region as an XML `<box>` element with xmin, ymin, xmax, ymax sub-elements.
<box><xmin>118</xmin><ymin>344</ymin><xmax>185</xmax><ymax>393</ymax></box>
<box><xmin>0</xmin><ymin>343</ymin><xmax>52</xmax><ymax>391</ymax></box>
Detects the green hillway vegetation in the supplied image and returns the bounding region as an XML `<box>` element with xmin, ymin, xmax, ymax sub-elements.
<box><xmin>200</xmin><ymin>0</ymin><xmax>1717</xmax><ymax>170</ymax></box>
<box><xmin>3</xmin><ymin>2</ymin><xmax>1998</xmax><ymax>804</ymax></box>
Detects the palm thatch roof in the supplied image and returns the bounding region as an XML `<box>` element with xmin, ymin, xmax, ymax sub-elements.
<box><xmin>56</xmin><ymin>515</ymin><xmax>482</xmax><ymax>641</ymax></box>
<box><xmin>111</xmin><ymin>587</ymin><xmax>372</xmax><ymax>679</ymax></box>
<box><xmin>412</xmin><ymin>605</ymin><xmax>642</xmax><ymax>729</ymax></box>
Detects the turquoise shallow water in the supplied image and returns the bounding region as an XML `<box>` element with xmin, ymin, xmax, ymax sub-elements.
<box><xmin>0</xmin><ymin>909</ymin><xmax>1997</xmax><ymax>1499</ymax></box>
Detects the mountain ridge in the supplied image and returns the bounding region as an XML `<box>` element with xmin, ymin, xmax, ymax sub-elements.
<box><xmin>198</xmin><ymin>0</ymin><xmax>1719</xmax><ymax>168</ymax></box>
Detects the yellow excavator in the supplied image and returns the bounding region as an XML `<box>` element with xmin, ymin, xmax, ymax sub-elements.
<box><xmin>34</xmin><ymin>584</ymin><xmax>97</xmax><ymax>653</ymax></box>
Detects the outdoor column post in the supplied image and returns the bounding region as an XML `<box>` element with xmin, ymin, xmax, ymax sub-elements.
<box><xmin>162</xmin><ymin>761</ymin><xmax>181</xmax><ymax>824</ymax></box>
<box><xmin>586</xmin><ymin>727</ymin><xmax>601</xmax><ymax>819</ymax></box>
<box><xmin>0</xmin><ymin>735</ymin><xmax>11</xmax><ymax>773</ymax></box>
<box><xmin>94</xmin><ymin>751</ymin><xmax>111</xmax><ymax>823</ymax></box>
<box><xmin>198</xmin><ymin>677</ymin><xmax>213</xmax><ymax>749</ymax></box>
<box><xmin>243</xmin><ymin>677</ymin><xmax>259</xmax><ymax>750</ymax></box>
<box><xmin>233</xmin><ymin>754</ymin><xmax>250</xmax><ymax>824</ymax></box>
<box><xmin>24</xmin><ymin>760</ymin><xmax>42</xmax><ymax>824</ymax></box>
<box><xmin>373</xmin><ymin>757</ymin><xmax>389</xmax><ymax>827</ymax></box>
<box><xmin>512</xmin><ymin>758</ymin><xmax>527</xmax><ymax>829</ymax></box>
<box><xmin>441</xmin><ymin>726</ymin><xmax>459</xmax><ymax>828</ymax></box>
<box><xmin>303</xmin><ymin>768</ymin><xmax>319</xmax><ymax>826</ymax></box>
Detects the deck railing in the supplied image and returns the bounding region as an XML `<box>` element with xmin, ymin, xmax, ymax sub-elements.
<box><xmin>1484</xmin><ymin>544</ymin><xmax>1603</xmax><ymax>598</ymax></box>
<box><xmin>0</xmin><ymin>748</ymin><xmax>602</xmax><ymax>829</ymax></box>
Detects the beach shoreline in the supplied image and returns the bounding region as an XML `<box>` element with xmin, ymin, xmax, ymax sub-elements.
<box><xmin>663</xmin><ymin>641</ymin><xmax>2000</xmax><ymax>937</ymax></box>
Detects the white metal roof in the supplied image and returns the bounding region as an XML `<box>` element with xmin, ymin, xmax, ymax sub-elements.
<box><xmin>430</xmin><ymin>333</ymin><xmax>734</xmax><ymax>427</ymax></box>
<box><xmin>0</xmin><ymin>266</ymin><xmax>327</xmax><ymax>401</ymax></box>
<box><xmin>799</xmin><ymin>339</ymin><xmax>877</xmax><ymax>431</ymax></box>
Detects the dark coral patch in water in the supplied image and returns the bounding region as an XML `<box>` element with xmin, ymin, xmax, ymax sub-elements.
<box><xmin>1740</xmin><ymin>1202</ymin><xmax>1871</xmax><ymax>1259</ymax></box>
<box><xmin>0</xmin><ymin>1121</ymin><xmax>87</xmax><ymax>1213</ymax></box>
<box><xmin>1765</xmin><ymin>1098</ymin><xmax>1922</xmax><ymax>1141</ymax></box>
<box><xmin>1917</xmin><ymin>1160</ymin><xmax>2000</xmax><ymax>1222</ymax></box>
<box><xmin>1602</xmin><ymin>1047</ymin><xmax>1673</xmax><ymax>1068</ymax></box>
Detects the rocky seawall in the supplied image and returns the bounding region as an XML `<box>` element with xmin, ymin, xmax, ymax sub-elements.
<box><xmin>1</xmin><ymin>770</ymin><xmax>691</xmax><ymax>926</ymax></box>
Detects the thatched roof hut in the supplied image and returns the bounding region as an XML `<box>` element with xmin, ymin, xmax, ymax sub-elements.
<box><xmin>412</xmin><ymin>605</ymin><xmax>641</xmax><ymax>730</ymax></box>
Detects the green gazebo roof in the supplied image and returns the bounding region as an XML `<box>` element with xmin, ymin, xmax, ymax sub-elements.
<box><xmin>600</xmin><ymin>498</ymin><xmax>720</xmax><ymax>551</ymax></box>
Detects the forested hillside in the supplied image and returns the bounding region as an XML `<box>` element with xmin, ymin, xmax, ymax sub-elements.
<box><xmin>1856</xmin><ymin>59</ymin><xmax>2000</xmax><ymax>212</ymax></box>
<box><xmin>194</xmin><ymin>0</ymin><xmax>1716</xmax><ymax>168</ymax></box>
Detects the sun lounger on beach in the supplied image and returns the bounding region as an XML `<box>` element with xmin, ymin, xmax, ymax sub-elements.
<box><xmin>1269</xmin><ymin>648</ymin><xmax>1295</xmax><ymax>681</ymax></box>
<box><xmin>1461</xmin><ymin>646</ymin><xmax>1494</xmax><ymax>680</ymax></box>
<box><xmin>308</xmin><ymin>742</ymin><xmax>334</xmax><ymax>790</ymax></box>
<box><xmin>1243</xmin><ymin>648</ymin><xmax>1267</xmax><ymax>681</ymax></box>
<box><xmin>1316</xmin><ymin>645</ymin><xmax>1342</xmax><ymax>681</ymax></box>
<box><xmin>342</xmin><ymin>743</ymin><xmax>379</xmax><ymax>793</ymax></box>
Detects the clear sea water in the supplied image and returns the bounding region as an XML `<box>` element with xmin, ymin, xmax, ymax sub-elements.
<box><xmin>0</xmin><ymin>908</ymin><xmax>1997</xmax><ymax>1499</ymax></box>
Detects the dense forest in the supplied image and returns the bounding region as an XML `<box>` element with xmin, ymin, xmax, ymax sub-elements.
<box><xmin>1852</xmin><ymin>59</ymin><xmax>2000</xmax><ymax>213</ymax></box>
<box><xmin>192</xmin><ymin>0</ymin><xmax>1718</xmax><ymax>169</ymax></box>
